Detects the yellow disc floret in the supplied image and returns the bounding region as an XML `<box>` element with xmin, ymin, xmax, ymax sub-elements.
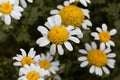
<box><xmin>39</xmin><ymin>60</ymin><xmax>51</xmax><ymax>69</ymax></box>
<box><xmin>27</xmin><ymin>71</ymin><xmax>40</xmax><ymax>80</ymax></box>
<box><xmin>48</xmin><ymin>26</ymin><xmax>69</xmax><ymax>44</ymax></box>
<box><xmin>0</xmin><ymin>2</ymin><xmax>13</xmax><ymax>14</ymax></box>
<box><xmin>99</xmin><ymin>31</ymin><xmax>111</xmax><ymax>42</ymax></box>
<box><xmin>59</xmin><ymin>5</ymin><xmax>85</xmax><ymax>27</ymax></box>
<box><xmin>87</xmin><ymin>49</ymin><xmax>107</xmax><ymax>67</ymax></box>
<box><xmin>21</xmin><ymin>57</ymin><xmax>34</xmax><ymax>66</ymax></box>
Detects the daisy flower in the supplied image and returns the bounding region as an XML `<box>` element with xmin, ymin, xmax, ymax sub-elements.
<box><xmin>50</xmin><ymin>1</ymin><xmax>92</xmax><ymax>29</ymax></box>
<box><xmin>36</xmin><ymin>15</ymin><xmax>81</xmax><ymax>55</ymax></box>
<box><xmin>18</xmin><ymin>64</ymin><xmax>49</xmax><ymax>80</ymax></box>
<box><xmin>91</xmin><ymin>23</ymin><xmax>117</xmax><ymax>47</ymax></box>
<box><xmin>78</xmin><ymin>42</ymin><xmax>116</xmax><ymax>76</ymax></box>
<box><xmin>13</xmin><ymin>48</ymin><xmax>40</xmax><ymax>66</ymax></box>
<box><xmin>16</xmin><ymin>0</ymin><xmax>33</xmax><ymax>8</ymax></box>
<box><xmin>36</xmin><ymin>52</ymin><xmax>60</xmax><ymax>75</ymax></box>
<box><xmin>0</xmin><ymin>0</ymin><xmax>24</xmax><ymax>25</ymax></box>
<box><xmin>69</xmin><ymin>0</ymin><xmax>91</xmax><ymax>7</ymax></box>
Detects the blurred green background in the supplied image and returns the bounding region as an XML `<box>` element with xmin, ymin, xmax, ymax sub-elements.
<box><xmin>0</xmin><ymin>0</ymin><xmax>120</xmax><ymax>80</ymax></box>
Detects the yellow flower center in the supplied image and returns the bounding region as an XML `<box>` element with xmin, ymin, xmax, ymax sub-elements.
<box><xmin>87</xmin><ymin>49</ymin><xmax>107</xmax><ymax>67</ymax></box>
<box><xmin>21</xmin><ymin>57</ymin><xmax>34</xmax><ymax>66</ymax></box>
<box><xmin>48</xmin><ymin>26</ymin><xmax>69</xmax><ymax>44</ymax></box>
<box><xmin>99</xmin><ymin>31</ymin><xmax>111</xmax><ymax>42</ymax></box>
<box><xmin>59</xmin><ymin>5</ymin><xmax>85</xmax><ymax>27</ymax></box>
<box><xmin>27</xmin><ymin>71</ymin><xmax>40</xmax><ymax>80</ymax></box>
<box><xmin>0</xmin><ymin>2</ymin><xmax>13</xmax><ymax>14</ymax></box>
<box><xmin>39</xmin><ymin>60</ymin><xmax>51</xmax><ymax>69</ymax></box>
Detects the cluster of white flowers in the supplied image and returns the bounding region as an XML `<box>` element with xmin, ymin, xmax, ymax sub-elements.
<box><xmin>13</xmin><ymin>48</ymin><xmax>61</xmax><ymax>80</ymax></box>
<box><xmin>12</xmin><ymin>0</ymin><xmax>117</xmax><ymax>79</ymax></box>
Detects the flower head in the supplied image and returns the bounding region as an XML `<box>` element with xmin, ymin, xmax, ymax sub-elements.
<box><xmin>69</xmin><ymin>0</ymin><xmax>91</xmax><ymax>7</ymax></box>
<box><xmin>36</xmin><ymin>52</ymin><xmax>60</xmax><ymax>75</ymax></box>
<box><xmin>0</xmin><ymin>0</ymin><xmax>23</xmax><ymax>25</ymax></box>
<box><xmin>18</xmin><ymin>64</ymin><xmax>49</xmax><ymax>80</ymax></box>
<box><xmin>91</xmin><ymin>23</ymin><xmax>117</xmax><ymax>47</ymax></box>
<box><xmin>50</xmin><ymin>1</ymin><xmax>92</xmax><ymax>29</ymax></box>
<box><xmin>78</xmin><ymin>42</ymin><xmax>116</xmax><ymax>76</ymax></box>
<box><xmin>13</xmin><ymin>48</ymin><xmax>40</xmax><ymax>66</ymax></box>
<box><xmin>36</xmin><ymin>15</ymin><xmax>81</xmax><ymax>55</ymax></box>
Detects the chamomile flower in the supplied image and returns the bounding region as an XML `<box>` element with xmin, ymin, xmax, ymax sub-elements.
<box><xmin>91</xmin><ymin>23</ymin><xmax>117</xmax><ymax>47</ymax></box>
<box><xmin>36</xmin><ymin>52</ymin><xmax>60</xmax><ymax>75</ymax></box>
<box><xmin>69</xmin><ymin>0</ymin><xmax>91</xmax><ymax>7</ymax></box>
<box><xmin>36</xmin><ymin>15</ymin><xmax>81</xmax><ymax>55</ymax></box>
<box><xmin>78</xmin><ymin>42</ymin><xmax>116</xmax><ymax>76</ymax></box>
<box><xmin>50</xmin><ymin>1</ymin><xmax>92</xmax><ymax>29</ymax></box>
<box><xmin>16</xmin><ymin>0</ymin><xmax>33</xmax><ymax>8</ymax></box>
<box><xmin>18</xmin><ymin>64</ymin><xmax>49</xmax><ymax>80</ymax></box>
<box><xmin>0</xmin><ymin>0</ymin><xmax>23</xmax><ymax>25</ymax></box>
<box><xmin>13</xmin><ymin>48</ymin><xmax>40</xmax><ymax>66</ymax></box>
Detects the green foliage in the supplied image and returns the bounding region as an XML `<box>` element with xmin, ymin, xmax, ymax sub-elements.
<box><xmin>0</xmin><ymin>0</ymin><xmax>120</xmax><ymax>80</ymax></box>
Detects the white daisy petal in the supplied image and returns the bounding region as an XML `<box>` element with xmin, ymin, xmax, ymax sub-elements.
<box><xmin>75</xmin><ymin>28</ymin><xmax>83</xmax><ymax>38</ymax></box>
<box><xmin>64</xmin><ymin>41</ymin><xmax>73</xmax><ymax>51</ymax></box>
<box><xmin>102</xmin><ymin>66</ymin><xmax>110</xmax><ymax>75</ymax></box>
<box><xmin>84</xmin><ymin>19</ymin><xmax>92</xmax><ymax>27</ymax></box>
<box><xmin>13</xmin><ymin>62</ymin><xmax>21</xmax><ymax>66</ymax></box>
<box><xmin>57</xmin><ymin>45</ymin><xmax>64</xmax><ymax>55</ymax></box>
<box><xmin>82</xmin><ymin>22</ymin><xmax>90</xmax><ymax>30</ymax></box>
<box><xmin>96</xmin><ymin>27</ymin><xmax>102</xmax><ymax>32</ymax></box>
<box><xmin>85</xmin><ymin>43</ymin><xmax>92</xmax><ymax>51</ymax></box>
<box><xmin>107</xmin><ymin>53</ymin><xmax>116</xmax><ymax>58</ymax></box>
<box><xmin>37</xmin><ymin>26</ymin><xmax>48</xmax><ymax>36</ymax></box>
<box><xmin>28</xmin><ymin>48</ymin><xmax>35</xmax><ymax>58</ymax></box>
<box><xmin>79</xmin><ymin>49</ymin><xmax>88</xmax><ymax>54</ymax></box>
<box><xmin>109</xmin><ymin>29</ymin><xmax>117</xmax><ymax>36</ymax></box>
<box><xmin>5</xmin><ymin>15</ymin><xmax>11</xmax><ymax>25</ymax></box>
<box><xmin>95</xmin><ymin>67</ymin><xmax>103</xmax><ymax>76</ymax></box>
<box><xmin>80</xmin><ymin>0</ymin><xmax>87</xmax><ymax>7</ymax></box>
<box><xmin>78</xmin><ymin>56</ymin><xmax>87</xmax><ymax>61</ymax></box>
<box><xmin>91</xmin><ymin>42</ymin><xmax>97</xmax><ymax>49</ymax></box>
<box><xmin>36</xmin><ymin>37</ymin><xmax>50</xmax><ymax>47</ymax></box>
<box><xmin>104</xmin><ymin>47</ymin><xmax>111</xmax><ymax>54</ymax></box>
<box><xmin>57</xmin><ymin>5</ymin><xmax>64</xmax><ymax>9</ymax></box>
<box><xmin>108</xmin><ymin>40</ymin><xmax>115</xmax><ymax>47</ymax></box>
<box><xmin>20</xmin><ymin>0</ymin><xmax>27</xmax><ymax>8</ymax></box>
<box><xmin>50</xmin><ymin>44</ymin><xmax>56</xmax><ymax>55</ymax></box>
<box><xmin>100</xmin><ymin>42</ymin><xmax>105</xmax><ymax>51</ymax></box>
<box><xmin>69</xmin><ymin>36</ymin><xmax>80</xmax><ymax>43</ymax></box>
<box><xmin>102</xmin><ymin>24</ymin><xmax>108</xmax><ymax>31</ymax></box>
<box><xmin>20</xmin><ymin>49</ymin><xmax>26</xmax><ymax>57</ymax></box>
<box><xmin>66</xmin><ymin>25</ymin><xmax>74</xmax><ymax>31</ymax></box>
<box><xmin>54</xmin><ymin>15</ymin><xmax>62</xmax><ymax>26</ymax></box>
<box><xmin>91</xmin><ymin>32</ymin><xmax>99</xmax><ymax>40</ymax></box>
<box><xmin>80</xmin><ymin>61</ymin><xmax>89</xmax><ymax>67</ymax></box>
<box><xmin>33</xmin><ymin>55</ymin><xmax>40</xmax><ymax>62</ymax></box>
<box><xmin>50</xmin><ymin>10</ymin><xmax>59</xmax><ymax>15</ymax></box>
<box><xmin>89</xmin><ymin>65</ymin><xmax>95</xmax><ymax>74</ymax></box>
<box><xmin>64</xmin><ymin>1</ymin><xmax>70</xmax><ymax>6</ymax></box>
<box><xmin>10</xmin><ymin>11</ymin><xmax>20</xmax><ymax>20</ymax></box>
<box><xmin>13</xmin><ymin>6</ymin><xmax>24</xmax><ymax>12</ymax></box>
<box><xmin>47</xmin><ymin>17</ymin><xmax>55</xmax><ymax>27</ymax></box>
<box><xmin>81</xmin><ymin>9</ymin><xmax>89</xmax><ymax>18</ymax></box>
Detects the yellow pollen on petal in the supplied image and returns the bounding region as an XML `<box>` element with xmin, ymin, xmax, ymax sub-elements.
<box><xmin>99</xmin><ymin>31</ymin><xmax>111</xmax><ymax>42</ymax></box>
<box><xmin>48</xmin><ymin>26</ymin><xmax>69</xmax><ymax>44</ymax></box>
<box><xmin>87</xmin><ymin>49</ymin><xmax>107</xmax><ymax>67</ymax></box>
<box><xmin>0</xmin><ymin>2</ymin><xmax>13</xmax><ymax>14</ymax></box>
<box><xmin>39</xmin><ymin>60</ymin><xmax>51</xmax><ymax>69</ymax></box>
<box><xmin>27</xmin><ymin>71</ymin><xmax>40</xmax><ymax>80</ymax></box>
<box><xmin>21</xmin><ymin>57</ymin><xmax>34</xmax><ymax>66</ymax></box>
<box><xmin>59</xmin><ymin>5</ymin><xmax>85</xmax><ymax>27</ymax></box>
